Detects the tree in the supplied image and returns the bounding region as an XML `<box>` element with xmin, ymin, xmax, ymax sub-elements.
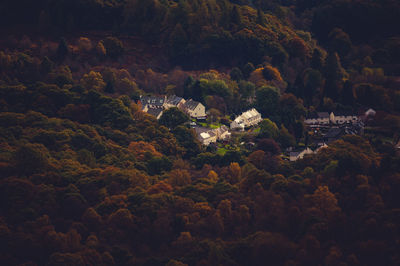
<box><xmin>172</xmin><ymin>125</ymin><xmax>201</xmax><ymax>159</ymax></box>
<box><xmin>256</xmin><ymin>8</ymin><xmax>266</xmax><ymax>26</ymax></box>
<box><xmin>56</xmin><ymin>38</ymin><xmax>69</xmax><ymax>61</ymax></box>
<box><xmin>15</xmin><ymin>143</ymin><xmax>50</xmax><ymax>175</ymax></box>
<box><xmin>169</xmin><ymin>23</ymin><xmax>188</xmax><ymax>63</ymax></box>
<box><xmin>328</xmin><ymin>28</ymin><xmax>352</xmax><ymax>56</ymax></box>
<box><xmin>325</xmin><ymin>52</ymin><xmax>346</xmax><ymax>101</ymax></box>
<box><xmin>243</xmin><ymin>62</ymin><xmax>255</xmax><ymax>79</ymax></box>
<box><xmin>168</xmin><ymin>169</ymin><xmax>191</xmax><ymax>187</ymax></box>
<box><xmin>257</xmin><ymin>139</ymin><xmax>281</xmax><ymax>155</ymax></box>
<box><xmin>256</xmin><ymin>86</ymin><xmax>280</xmax><ymax>118</ymax></box>
<box><xmin>311</xmin><ymin>48</ymin><xmax>325</xmax><ymax>70</ymax></box>
<box><xmin>259</xmin><ymin>119</ymin><xmax>279</xmax><ymax>139</ymax></box>
<box><xmin>303</xmin><ymin>68</ymin><xmax>323</xmax><ymax>105</ymax></box>
<box><xmin>306</xmin><ymin>186</ymin><xmax>341</xmax><ymax>220</ymax></box>
<box><xmin>101</xmin><ymin>37</ymin><xmax>124</xmax><ymax>58</ymax></box>
<box><xmin>277</xmin><ymin>125</ymin><xmax>296</xmax><ymax>148</ymax></box>
<box><xmin>230</xmin><ymin>6</ymin><xmax>243</xmax><ymax>28</ymax></box>
<box><xmin>248</xmin><ymin>150</ymin><xmax>266</xmax><ymax>169</ymax></box>
<box><xmin>80</xmin><ymin>71</ymin><xmax>106</xmax><ymax>91</ymax></box>
<box><xmin>159</xmin><ymin>107</ymin><xmax>189</xmax><ymax>129</ymax></box>
<box><xmin>77</xmin><ymin>37</ymin><xmax>92</xmax><ymax>53</ymax></box>
<box><xmin>230</xmin><ymin>67</ymin><xmax>243</xmax><ymax>82</ymax></box>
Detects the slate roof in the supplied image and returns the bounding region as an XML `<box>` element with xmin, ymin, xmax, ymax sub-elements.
<box><xmin>146</xmin><ymin>107</ymin><xmax>163</xmax><ymax>118</ymax></box>
<box><xmin>317</xmin><ymin>112</ymin><xmax>330</xmax><ymax>118</ymax></box>
<box><xmin>324</xmin><ymin>127</ymin><xmax>344</xmax><ymax>139</ymax></box>
<box><xmin>140</xmin><ymin>95</ymin><xmax>165</xmax><ymax>107</ymax></box>
<box><xmin>166</xmin><ymin>95</ymin><xmax>184</xmax><ymax>106</ymax></box>
<box><xmin>335</xmin><ymin>111</ymin><xmax>355</xmax><ymax>117</ymax></box>
<box><xmin>234</xmin><ymin>108</ymin><xmax>261</xmax><ymax>123</ymax></box>
<box><xmin>183</xmin><ymin>99</ymin><xmax>200</xmax><ymax>110</ymax></box>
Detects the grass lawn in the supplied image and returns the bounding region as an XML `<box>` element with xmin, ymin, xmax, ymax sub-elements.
<box><xmin>198</xmin><ymin>122</ymin><xmax>222</xmax><ymax>129</ymax></box>
<box><xmin>216</xmin><ymin>148</ymin><xmax>228</xmax><ymax>156</ymax></box>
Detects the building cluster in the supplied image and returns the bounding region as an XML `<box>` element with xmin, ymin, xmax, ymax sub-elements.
<box><xmin>304</xmin><ymin>111</ymin><xmax>360</xmax><ymax>126</ymax></box>
<box><xmin>288</xmin><ymin>109</ymin><xmax>377</xmax><ymax>162</ymax></box>
<box><xmin>140</xmin><ymin>95</ymin><xmax>264</xmax><ymax>145</ymax></box>
<box><xmin>139</xmin><ymin>95</ymin><xmax>206</xmax><ymax>120</ymax></box>
<box><xmin>195</xmin><ymin>125</ymin><xmax>231</xmax><ymax>146</ymax></box>
<box><xmin>230</xmin><ymin>108</ymin><xmax>262</xmax><ymax>130</ymax></box>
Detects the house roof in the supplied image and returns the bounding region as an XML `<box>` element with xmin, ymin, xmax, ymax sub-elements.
<box><xmin>183</xmin><ymin>99</ymin><xmax>201</xmax><ymax>110</ymax></box>
<box><xmin>317</xmin><ymin>112</ymin><xmax>330</xmax><ymax>118</ymax></box>
<box><xmin>290</xmin><ymin>151</ymin><xmax>301</xmax><ymax>157</ymax></box>
<box><xmin>235</xmin><ymin>108</ymin><xmax>261</xmax><ymax>122</ymax></box>
<box><xmin>140</xmin><ymin>95</ymin><xmax>165</xmax><ymax>107</ymax></box>
<box><xmin>166</xmin><ymin>95</ymin><xmax>184</xmax><ymax>106</ymax></box>
<box><xmin>305</xmin><ymin>113</ymin><xmax>319</xmax><ymax>119</ymax></box>
<box><xmin>146</xmin><ymin>107</ymin><xmax>163</xmax><ymax>118</ymax></box>
<box><xmin>365</xmin><ymin>108</ymin><xmax>376</xmax><ymax>116</ymax></box>
<box><xmin>334</xmin><ymin>111</ymin><xmax>355</xmax><ymax>117</ymax></box>
<box><xmin>324</xmin><ymin>127</ymin><xmax>344</xmax><ymax>139</ymax></box>
<box><xmin>194</xmin><ymin>127</ymin><xmax>209</xmax><ymax>135</ymax></box>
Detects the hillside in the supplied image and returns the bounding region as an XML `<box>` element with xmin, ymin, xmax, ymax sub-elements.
<box><xmin>0</xmin><ymin>0</ymin><xmax>399</xmax><ymax>265</ymax></box>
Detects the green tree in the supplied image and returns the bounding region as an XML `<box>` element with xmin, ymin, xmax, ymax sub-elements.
<box><xmin>325</xmin><ymin>52</ymin><xmax>346</xmax><ymax>101</ymax></box>
<box><xmin>169</xmin><ymin>23</ymin><xmax>188</xmax><ymax>63</ymax></box>
<box><xmin>56</xmin><ymin>38</ymin><xmax>69</xmax><ymax>61</ymax></box>
<box><xmin>159</xmin><ymin>107</ymin><xmax>189</xmax><ymax>129</ymax></box>
<box><xmin>311</xmin><ymin>48</ymin><xmax>325</xmax><ymax>70</ymax></box>
<box><xmin>277</xmin><ymin>125</ymin><xmax>296</xmax><ymax>148</ymax></box>
<box><xmin>230</xmin><ymin>67</ymin><xmax>243</xmax><ymax>82</ymax></box>
<box><xmin>256</xmin><ymin>86</ymin><xmax>280</xmax><ymax>118</ymax></box>
<box><xmin>243</xmin><ymin>62</ymin><xmax>255</xmax><ymax>79</ymax></box>
<box><xmin>259</xmin><ymin>118</ymin><xmax>279</xmax><ymax>139</ymax></box>
<box><xmin>256</xmin><ymin>8</ymin><xmax>266</xmax><ymax>26</ymax></box>
<box><xmin>15</xmin><ymin>143</ymin><xmax>50</xmax><ymax>175</ymax></box>
<box><xmin>101</xmin><ymin>37</ymin><xmax>124</xmax><ymax>58</ymax></box>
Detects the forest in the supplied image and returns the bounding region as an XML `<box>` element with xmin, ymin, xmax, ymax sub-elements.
<box><xmin>0</xmin><ymin>0</ymin><xmax>399</xmax><ymax>265</ymax></box>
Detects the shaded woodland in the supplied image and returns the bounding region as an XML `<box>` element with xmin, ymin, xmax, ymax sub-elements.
<box><xmin>0</xmin><ymin>0</ymin><xmax>399</xmax><ymax>265</ymax></box>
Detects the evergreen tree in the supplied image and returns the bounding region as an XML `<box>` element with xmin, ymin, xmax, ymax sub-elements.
<box><xmin>256</xmin><ymin>8</ymin><xmax>266</xmax><ymax>26</ymax></box>
<box><xmin>56</xmin><ymin>38</ymin><xmax>69</xmax><ymax>61</ymax></box>
<box><xmin>324</xmin><ymin>52</ymin><xmax>345</xmax><ymax>101</ymax></box>
<box><xmin>311</xmin><ymin>48</ymin><xmax>325</xmax><ymax>70</ymax></box>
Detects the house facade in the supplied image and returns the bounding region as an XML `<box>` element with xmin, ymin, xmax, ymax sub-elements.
<box><xmin>305</xmin><ymin>112</ymin><xmax>359</xmax><ymax>125</ymax></box>
<box><xmin>332</xmin><ymin>112</ymin><xmax>359</xmax><ymax>124</ymax></box>
<box><xmin>214</xmin><ymin>125</ymin><xmax>231</xmax><ymax>141</ymax></box>
<box><xmin>139</xmin><ymin>95</ymin><xmax>166</xmax><ymax>112</ymax></box>
<box><xmin>195</xmin><ymin>125</ymin><xmax>231</xmax><ymax>145</ymax></box>
<box><xmin>180</xmin><ymin>99</ymin><xmax>206</xmax><ymax>119</ymax></box>
<box><xmin>230</xmin><ymin>108</ymin><xmax>262</xmax><ymax>130</ymax></box>
<box><xmin>140</xmin><ymin>95</ymin><xmax>186</xmax><ymax>119</ymax></box>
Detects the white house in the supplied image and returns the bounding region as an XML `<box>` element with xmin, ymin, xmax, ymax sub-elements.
<box><xmin>180</xmin><ymin>99</ymin><xmax>206</xmax><ymax>119</ymax></box>
<box><xmin>332</xmin><ymin>112</ymin><xmax>359</xmax><ymax>124</ymax></box>
<box><xmin>304</xmin><ymin>112</ymin><xmax>330</xmax><ymax>125</ymax></box>
<box><xmin>305</xmin><ymin>112</ymin><xmax>359</xmax><ymax>125</ymax></box>
<box><xmin>194</xmin><ymin>125</ymin><xmax>231</xmax><ymax>145</ymax></box>
<box><xmin>365</xmin><ymin>108</ymin><xmax>376</xmax><ymax>117</ymax></box>
<box><xmin>230</xmin><ymin>108</ymin><xmax>262</xmax><ymax>130</ymax></box>
<box><xmin>214</xmin><ymin>125</ymin><xmax>231</xmax><ymax>141</ymax></box>
<box><xmin>139</xmin><ymin>95</ymin><xmax>166</xmax><ymax>111</ymax></box>
<box><xmin>195</xmin><ymin>127</ymin><xmax>217</xmax><ymax>145</ymax></box>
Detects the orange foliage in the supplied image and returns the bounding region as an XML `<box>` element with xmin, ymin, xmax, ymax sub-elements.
<box><xmin>168</xmin><ymin>169</ymin><xmax>191</xmax><ymax>187</ymax></box>
<box><xmin>128</xmin><ymin>141</ymin><xmax>162</xmax><ymax>161</ymax></box>
<box><xmin>147</xmin><ymin>181</ymin><xmax>173</xmax><ymax>194</ymax></box>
